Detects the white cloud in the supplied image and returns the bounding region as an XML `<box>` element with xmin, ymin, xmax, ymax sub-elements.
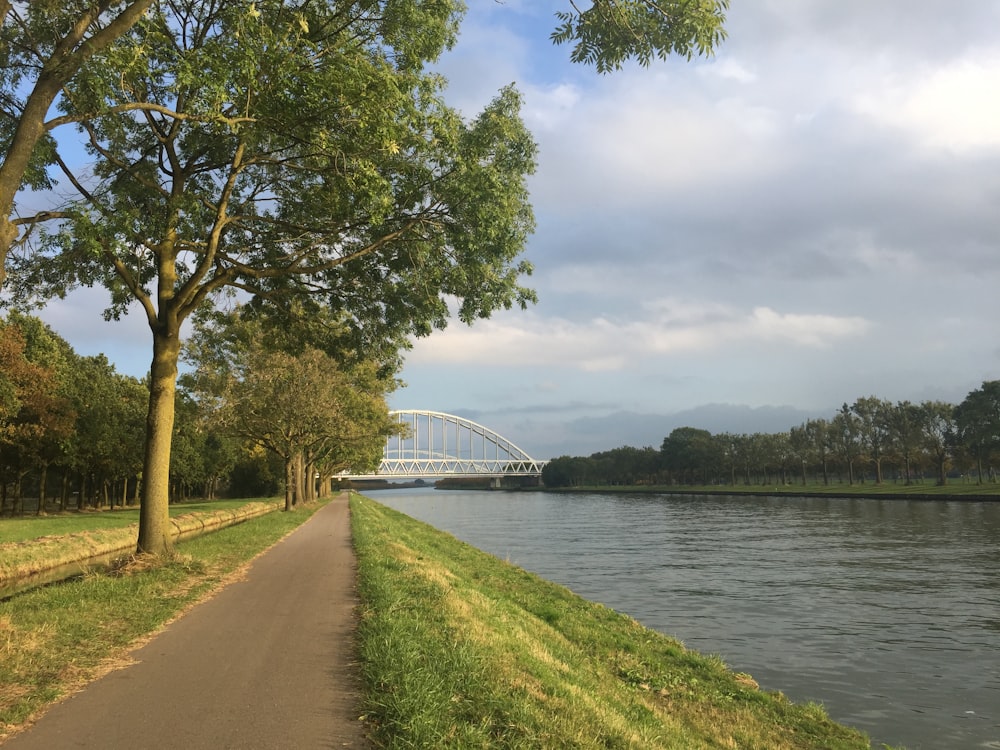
<box><xmin>525</xmin><ymin>74</ymin><xmax>792</xmax><ymax>213</ymax></box>
<box><xmin>523</xmin><ymin>83</ymin><xmax>581</xmax><ymax>129</ymax></box>
<box><xmin>701</xmin><ymin>57</ymin><xmax>758</xmax><ymax>84</ymax></box>
<box><xmin>407</xmin><ymin>301</ymin><xmax>870</xmax><ymax>371</ymax></box>
<box><xmin>853</xmin><ymin>51</ymin><xmax>1000</xmax><ymax>153</ymax></box>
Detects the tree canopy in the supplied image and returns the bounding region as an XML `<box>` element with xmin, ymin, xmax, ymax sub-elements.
<box><xmin>552</xmin><ymin>0</ymin><xmax>729</xmax><ymax>72</ymax></box>
<box><xmin>1</xmin><ymin>0</ymin><xmax>730</xmax><ymax>552</ymax></box>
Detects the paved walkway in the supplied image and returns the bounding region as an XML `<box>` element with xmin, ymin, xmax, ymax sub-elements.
<box><xmin>3</xmin><ymin>496</ymin><xmax>367</xmax><ymax>749</ymax></box>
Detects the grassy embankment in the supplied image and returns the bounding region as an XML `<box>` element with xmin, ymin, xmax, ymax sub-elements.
<box><xmin>0</xmin><ymin>499</ymin><xmax>282</xmax><ymax>588</ymax></box>
<box><xmin>0</xmin><ymin>499</ymin><xmax>323</xmax><ymax>739</ymax></box>
<box><xmin>0</xmin><ymin>499</ymin><xmax>267</xmax><ymax>544</ymax></box>
<box><xmin>351</xmin><ymin>493</ymin><xmax>879</xmax><ymax>750</ymax></box>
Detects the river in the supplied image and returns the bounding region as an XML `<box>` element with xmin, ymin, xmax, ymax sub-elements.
<box><xmin>366</xmin><ymin>488</ymin><xmax>1000</xmax><ymax>750</ymax></box>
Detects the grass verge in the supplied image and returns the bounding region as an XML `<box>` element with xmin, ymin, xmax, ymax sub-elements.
<box><xmin>0</xmin><ymin>501</ymin><xmax>283</xmax><ymax>595</ymax></box>
<box><xmin>351</xmin><ymin>493</ymin><xmax>876</xmax><ymax>750</ymax></box>
<box><xmin>0</xmin><ymin>499</ymin><xmax>276</xmax><ymax>545</ymax></box>
<box><xmin>0</xmin><ymin>500</ymin><xmax>325</xmax><ymax>741</ymax></box>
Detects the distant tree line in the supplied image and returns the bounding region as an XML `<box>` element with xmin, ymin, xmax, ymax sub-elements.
<box><xmin>0</xmin><ymin>310</ymin><xmax>395</xmax><ymax>515</ymax></box>
<box><xmin>541</xmin><ymin>385</ymin><xmax>1000</xmax><ymax>489</ymax></box>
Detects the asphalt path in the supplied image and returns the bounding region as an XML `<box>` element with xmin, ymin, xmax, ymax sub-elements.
<box><xmin>3</xmin><ymin>496</ymin><xmax>367</xmax><ymax>749</ymax></box>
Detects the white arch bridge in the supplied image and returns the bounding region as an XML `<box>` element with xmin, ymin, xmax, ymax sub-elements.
<box><xmin>342</xmin><ymin>410</ymin><xmax>547</xmax><ymax>479</ymax></box>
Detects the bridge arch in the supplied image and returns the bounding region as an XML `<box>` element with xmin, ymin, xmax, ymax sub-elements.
<box><xmin>348</xmin><ymin>409</ymin><xmax>546</xmax><ymax>478</ymax></box>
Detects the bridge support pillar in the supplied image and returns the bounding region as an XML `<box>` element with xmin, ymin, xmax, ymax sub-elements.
<box><xmin>491</xmin><ymin>477</ymin><xmax>502</xmax><ymax>489</ymax></box>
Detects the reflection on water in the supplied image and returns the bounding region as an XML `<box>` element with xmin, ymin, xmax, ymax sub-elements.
<box><xmin>369</xmin><ymin>489</ymin><xmax>1000</xmax><ymax>750</ymax></box>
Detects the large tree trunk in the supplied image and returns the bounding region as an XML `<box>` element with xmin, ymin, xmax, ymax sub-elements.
<box><xmin>283</xmin><ymin>456</ymin><xmax>294</xmax><ymax>512</ymax></box>
<box><xmin>294</xmin><ymin>452</ymin><xmax>307</xmax><ymax>506</ymax></box>
<box><xmin>304</xmin><ymin>457</ymin><xmax>316</xmax><ymax>503</ymax></box>
<box><xmin>137</xmin><ymin>328</ymin><xmax>180</xmax><ymax>555</ymax></box>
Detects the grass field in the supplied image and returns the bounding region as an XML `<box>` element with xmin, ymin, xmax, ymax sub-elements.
<box><xmin>0</xmin><ymin>499</ymin><xmax>271</xmax><ymax>545</ymax></box>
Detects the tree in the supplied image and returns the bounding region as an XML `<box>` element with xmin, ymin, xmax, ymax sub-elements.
<box><xmin>788</xmin><ymin>423</ymin><xmax>813</xmax><ymax>485</ymax></box>
<box><xmin>831</xmin><ymin>404</ymin><xmax>860</xmax><ymax>485</ymax></box>
<box><xmin>760</xmin><ymin>431</ymin><xmax>792</xmax><ymax>486</ymax></box>
<box><xmin>0</xmin><ymin>315</ymin><xmax>74</xmax><ymax>513</ymax></box>
<box><xmin>9</xmin><ymin>1</ymin><xmax>538</xmax><ymax>553</ymax></box>
<box><xmin>171</xmin><ymin>388</ymin><xmax>239</xmax><ymax>502</ymax></box>
<box><xmin>0</xmin><ymin>0</ymin><xmax>729</xmax><ymax>281</ymax></box>
<box><xmin>852</xmin><ymin>396</ymin><xmax>892</xmax><ymax>484</ymax></box>
<box><xmin>552</xmin><ymin>0</ymin><xmax>729</xmax><ymax>72</ymax></box>
<box><xmin>63</xmin><ymin>354</ymin><xmax>145</xmax><ymax>509</ymax></box>
<box><xmin>183</xmin><ymin>301</ymin><xmax>401</xmax><ymax>501</ymax></box>
<box><xmin>542</xmin><ymin>454</ymin><xmax>598</xmax><ymax>488</ymax></box>
<box><xmin>5</xmin><ymin>1</ymin><xmax>729</xmax><ymax>554</ymax></box>
<box><xmin>0</xmin><ymin>0</ymin><xmax>730</xmax><ymax>271</ymax></box>
<box><xmin>541</xmin><ymin>455</ymin><xmax>575</xmax><ymax>488</ymax></box>
<box><xmin>888</xmin><ymin>401</ymin><xmax>924</xmax><ymax>484</ymax></box>
<box><xmin>0</xmin><ymin>1</ymin><xmax>156</xmax><ymax>284</ymax></box>
<box><xmin>217</xmin><ymin>345</ymin><xmax>393</xmax><ymax>511</ymax></box>
<box><xmin>660</xmin><ymin>426</ymin><xmax>718</xmax><ymax>484</ymax></box>
<box><xmin>0</xmin><ymin>312</ymin><xmax>79</xmax><ymax>510</ymax></box>
<box><xmin>954</xmin><ymin>381</ymin><xmax>1000</xmax><ymax>484</ymax></box>
<box><xmin>716</xmin><ymin>432</ymin><xmax>750</xmax><ymax>487</ymax></box>
<box><xmin>804</xmin><ymin>418</ymin><xmax>832</xmax><ymax>485</ymax></box>
<box><xmin>921</xmin><ymin>400</ymin><xmax>955</xmax><ymax>486</ymax></box>
<box><xmin>589</xmin><ymin>445</ymin><xmax>660</xmax><ymax>485</ymax></box>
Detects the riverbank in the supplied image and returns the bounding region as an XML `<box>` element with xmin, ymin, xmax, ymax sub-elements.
<box><xmin>0</xmin><ymin>500</ymin><xmax>283</xmax><ymax>598</ymax></box>
<box><xmin>3</xmin><ymin>493</ymin><xmax>896</xmax><ymax>748</ymax></box>
<box><xmin>351</xmin><ymin>492</ymin><xmax>877</xmax><ymax>749</ymax></box>
<box><xmin>542</xmin><ymin>481</ymin><xmax>1000</xmax><ymax>501</ymax></box>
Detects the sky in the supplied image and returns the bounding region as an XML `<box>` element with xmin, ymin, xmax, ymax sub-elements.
<box><xmin>37</xmin><ymin>1</ymin><xmax>1000</xmax><ymax>459</ymax></box>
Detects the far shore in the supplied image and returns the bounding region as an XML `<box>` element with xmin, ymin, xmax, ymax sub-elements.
<box><xmin>540</xmin><ymin>482</ymin><xmax>1000</xmax><ymax>501</ymax></box>
<box><xmin>375</xmin><ymin>476</ymin><xmax>1000</xmax><ymax>501</ymax></box>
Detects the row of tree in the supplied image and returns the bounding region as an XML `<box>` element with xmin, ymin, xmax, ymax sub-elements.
<box><xmin>541</xmin><ymin>385</ymin><xmax>1000</xmax><ymax>488</ymax></box>
<box><xmin>0</xmin><ymin>309</ymin><xmax>396</xmax><ymax>515</ymax></box>
<box><xmin>0</xmin><ymin>311</ymin><xmax>146</xmax><ymax>513</ymax></box>
<box><xmin>0</xmin><ymin>0</ymin><xmax>729</xmax><ymax>553</ymax></box>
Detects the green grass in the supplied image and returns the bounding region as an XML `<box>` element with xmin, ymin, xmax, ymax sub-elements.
<box><xmin>0</xmin><ymin>500</ymin><xmax>326</xmax><ymax>739</ymax></box>
<box><xmin>0</xmin><ymin>500</ymin><xmax>283</xmax><ymax>586</ymax></box>
<box><xmin>351</xmin><ymin>493</ymin><xmax>876</xmax><ymax>749</ymax></box>
<box><xmin>0</xmin><ymin>499</ymin><xmax>272</xmax><ymax>544</ymax></box>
